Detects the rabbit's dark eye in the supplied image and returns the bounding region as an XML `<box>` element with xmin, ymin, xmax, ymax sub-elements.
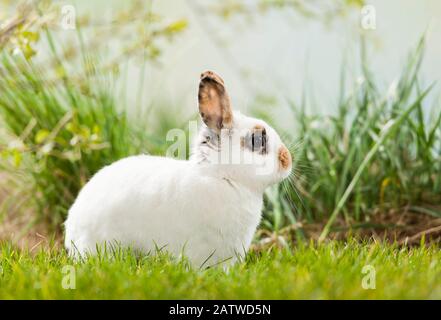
<box><xmin>246</xmin><ymin>127</ymin><xmax>267</xmax><ymax>154</ymax></box>
<box><xmin>252</xmin><ymin>133</ymin><xmax>262</xmax><ymax>150</ymax></box>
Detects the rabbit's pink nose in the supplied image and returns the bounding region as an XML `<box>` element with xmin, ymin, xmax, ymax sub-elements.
<box><xmin>278</xmin><ymin>146</ymin><xmax>292</xmax><ymax>171</ymax></box>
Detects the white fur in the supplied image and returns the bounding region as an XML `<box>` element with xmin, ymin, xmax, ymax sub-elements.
<box><xmin>65</xmin><ymin>111</ymin><xmax>291</xmax><ymax>267</ymax></box>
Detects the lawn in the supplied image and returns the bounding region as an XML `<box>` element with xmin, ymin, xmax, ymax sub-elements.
<box><xmin>0</xmin><ymin>240</ymin><xmax>440</xmax><ymax>299</ymax></box>
<box><xmin>1</xmin><ymin>2</ymin><xmax>441</xmax><ymax>301</ymax></box>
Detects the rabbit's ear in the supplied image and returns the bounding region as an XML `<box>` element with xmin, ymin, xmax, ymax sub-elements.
<box><xmin>198</xmin><ymin>71</ymin><xmax>233</xmax><ymax>132</ymax></box>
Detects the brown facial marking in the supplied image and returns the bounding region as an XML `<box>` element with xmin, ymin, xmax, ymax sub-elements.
<box><xmin>198</xmin><ymin>71</ymin><xmax>233</xmax><ymax>132</ymax></box>
<box><xmin>278</xmin><ymin>146</ymin><xmax>292</xmax><ymax>171</ymax></box>
<box><xmin>240</xmin><ymin>136</ymin><xmax>245</xmax><ymax>148</ymax></box>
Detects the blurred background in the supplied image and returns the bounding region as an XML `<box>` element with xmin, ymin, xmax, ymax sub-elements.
<box><xmin>0</xmin><ymin>0</ymin><xmax>440</xmax><ymax>247</ymax></box>
<box><xmin>122</xmin><ymin>0</ymin><xmax>441</xmax><ymax>120</ymax></box>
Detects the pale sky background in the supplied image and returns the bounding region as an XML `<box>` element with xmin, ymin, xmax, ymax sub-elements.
<box><xmin>11</xmin><ymin>1</ymin><xmax>441</xmax><ymax>127</ymax></box>
<box><xmin>129</xmin><ymin>0</ymin><xmax>440</xmax><ymax>123</ymax></box>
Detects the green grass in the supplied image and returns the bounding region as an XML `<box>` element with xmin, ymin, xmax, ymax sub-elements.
<box><xmin>0</xmin><ymin>5</ymin><xmax>189</xmax><ymax>229</ymax></box>
<box><xmin>261</xmin><ymin>38</ymin><xmax>441</xmax><ymax>234</ymax></box>
<box><xmin>0</xmin><ymin>53</ymin><xmax>159</xmax><ymax>228</ymax></box>
<box><xmin>0</xmin><ymin>240</ymin><xmax>440</xmax><ymax>299</ymax></box>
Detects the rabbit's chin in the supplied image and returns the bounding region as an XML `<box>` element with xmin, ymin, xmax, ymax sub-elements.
<box><xmin>211</xmin><ymin>162</ymin><xmax>292</xmax><ymax>193</ymax></box>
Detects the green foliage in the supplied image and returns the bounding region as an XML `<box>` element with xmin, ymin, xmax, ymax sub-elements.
<box><xmin>0</xmin><ymin>1</ymin><xmax>43</xmax><ymax>60</ymax></box>
<box><xmin>261</xmin><ymin>38</ymin><xmax>441</xmax><ymax>234</ymax></box>
<box><xmin>0</xmin><ymin>240</ymin><xmax>439</xmax><ymax>299</ymax></box>
<box><xmin>0</xmin><ymin>0</ymin><xmax>189</xmax><ymax>228</ymax></box>
<box><xmin>0</xmin><ymin>54</ymin><xmax>149</xmax><ymax>227</ymax></box>
<box><xmin>0</xmin><ymin>0</ymin><xmax>188</xmax><ymax>75</ymax></box>
<box><xmin>210</xmin><ymin>0</ymin><xmax>364</xmax><ymax>21</ymax></box>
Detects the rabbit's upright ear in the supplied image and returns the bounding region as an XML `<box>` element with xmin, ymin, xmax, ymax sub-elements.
<box><xmin>198</xmin><ymin>71</ymin><xmax>233</xmax><ymax>132</ymax></box>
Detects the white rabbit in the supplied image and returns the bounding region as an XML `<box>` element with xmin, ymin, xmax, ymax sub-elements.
<box><xmin>64</xmin><ymin>71</ymin><xmax>292</xmax><ymax>267</ymax></box>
